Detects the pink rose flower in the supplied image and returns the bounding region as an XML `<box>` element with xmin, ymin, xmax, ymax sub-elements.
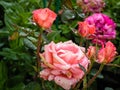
<box><xmin>39</xmin><ymin>41</ymin><xmax>89</xmax><ymax>90</ymax></box>
<box><xmin>32</xmin><ymin>8</ymin><xmax>57</xmax><ymax>29</ymax></box>
<box><xmin>78</xmin><ymin>21</ymin><xmax>96</xmax><ymax>37</ymax></box>
<box><xmin>97</xmin><ymin>41</ymin><xmax>117</xmax><ymax>64</ymax></box>
<box><xmin>86</xmin><ymin>46</ymin><xmax>96</xmax><ymax>59</ymax></box>
<box><xmin>85</xmin><ymin>13</ymin><xmax>116</xmax><ymax>45</ymax></box>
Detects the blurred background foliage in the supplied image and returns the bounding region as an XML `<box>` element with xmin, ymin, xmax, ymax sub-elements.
<box><xmin>0</xmin><ymin>0</ymin><xmax>120</xmax><ymax>90</ymax></box>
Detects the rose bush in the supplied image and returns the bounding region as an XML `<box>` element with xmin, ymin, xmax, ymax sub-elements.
<box><xmin>0</xmin><ymin>0</ymin><xmax>119</xmax><ymax>90</ymax></box>
<box><xmin>39</xmin><ymin>41</ymin><xmax>89</xmax><ymax>90</ymax></box>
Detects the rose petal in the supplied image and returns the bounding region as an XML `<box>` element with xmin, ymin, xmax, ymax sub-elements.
<box><xmin>54</xmin><ymin>76</ymin><xmax>77</xmax><ymax>90</ymax></box>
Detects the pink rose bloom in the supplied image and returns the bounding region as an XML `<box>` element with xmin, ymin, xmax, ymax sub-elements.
<box><xmin>76</xmin><ymin>0</ymin><xmax>105</xmax><ymax>13</ymax></box>
<box><xmin>85</xmin><ymin>13</ymin><xmax>116</xmax><ymax>45</ymax></box>
<box><xmin>97</xmin><ymin>41</ymin><xmax>117</xmax><ymax>64</ymax></box>
<box><xmin>86</xmin><ymin>46</ymin><xmax>96</xmax><ymax>59</ymax></box>
<box><xmin>39</xmin><ymin>41</ymin><xmax>89</xmax><ymax>90</ymax></box>
<box><xmin>32</xmin><ymin>8</ymin><xmax>57</xmax><ymax>29</ymax></box>
<box><xmin>78</xmin><ymin>21</ymin><xmax>96</xmax><ymax>37</ymax></box>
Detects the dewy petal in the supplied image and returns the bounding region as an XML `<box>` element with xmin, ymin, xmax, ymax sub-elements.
<box><xmin>53</xmin><ymin>53</ymin><xmax>68</xmax><ymax>64</ymax></box>
<box><xmin>56</xmin><ymin>43</ymin><xmax>78</xmax><ymax>53</ymax></box>
<box><xmin>48</xmin><ymin>75</ymin><xmax>54</xmax><ymax>81</ymax></box>
<box><xmin>58</xmin><ymin>50</ymin><xmax>77</xmax><ymax>64</ymax></box>
<box><xmin>51</xmin><ymin>70</ymin><xmax>61</xmax><ymax>75</ymax></box>
<box><xmin>42</xmin><ymin>20</ymin><xmax>52</xmax><ymax>29</ymax></box>
<box><xmin>97</xmin><ymin>48</ymin><xmax>106</xmax><ymax>63</ymax></box>
<box><xmin>40</xmin><ymin>69</ymin><xmax>51</xmax><ymax>80</ymax></box>
<box><xmin>105</xmin><ymin>41</ymin><xmax>116</xmax><ymax>63</ymax></box>
<box><xmin>38</xmin><ymin>9</ymin><xmax>48</xmax><ymax>20</ymax></box>
<box><xmin>44</xmin><ymin>43</ymin><xmax>53</xmax><ymax>64</ymax></box>
<box><xmin>54</xmin><ymin>76</ymin><xmax>77</xmax><ymax>90</ymax></box>
<box><xmin>70</xmin><ymin>64</ymin><xmax>85</xmax><ymax>79</ymax></box>
<box><xmin>86</xmin><ymin>46</ymin><xmax>96</xmax><ymax>58</ymax></box>
<box><xmin>53</xmin><ymin>63</ymin><xmax>70</xmax><ymax>70</ymax></box>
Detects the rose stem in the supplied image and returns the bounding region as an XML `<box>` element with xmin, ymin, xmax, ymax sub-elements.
<box><xmin>47</xmin><ymin>0</ymin><xmax>52</xmax><ymax>8</ymax></box>
<box><xmin>86</xmin><ymin>63</ymin><xmax>104</xmax><ymax>88</ymax></box>
<box><xmin>106</xmin><ymin>63</ymin><xmax>120</xmax><ymax>68</ymax></box>
<box><xmin>82</xmin><ymin>76</ymin><xmax>87</xmax><ymax>90</ymax></box>
<box><xmin>36</xmin><ymin>30</ymin><xmax>42</xmax><ymax>79</ymax></box>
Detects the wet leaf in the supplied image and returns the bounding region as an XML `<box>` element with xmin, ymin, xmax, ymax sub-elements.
<box><xmin>24</xmin><ymin>38</ymin><xmax>37</xmax><ymax>50</ymax></box>
<box><xmin>61</xmin><ymin>9</ymin><xmax>76</xmax><ymax>23</ymax></box>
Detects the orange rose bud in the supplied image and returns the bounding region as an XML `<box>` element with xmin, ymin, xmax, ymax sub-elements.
<box><xmin>86</xmin><ymin>46</ymin><xmax>96</xmax><ymax>59</ymax></box>
<box><xmin>97</xmin><ymin>41</ymin><xmax>117</xmax><ymax>64</ymax></box>
<box><xmin>78</xmin><ymin>21</ymin><xmax>96</xmax><ymax>37</ymax></box>
<box><xmin>32</xmin><ymin>8</ymin><xmax>57</xmax><ymax>29</ymax></box>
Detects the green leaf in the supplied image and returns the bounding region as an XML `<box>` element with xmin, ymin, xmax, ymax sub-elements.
<box><xmin>47</xmin><ymin>31</ymin><xmax>61</xmax><ymax>42</ymax></box>
<box><xmin>24</xmin><ymin>38</ymin><xmax>37</xmax><ymax>50</ymax></box>
<box><xmin>6</xmin><ymin>75</ymin><xmax>24</xmax><ymax>88</ymax></box>
<box><xmin>4</xmin><ymin>13</ymin><xmax>15</xmax><ymax>31</ymax></box>
<box><xmin>0</xmin><ymin>61</ymin><xmax>7</xmax><ymax>90</ymax></box>
<box><xmin>105</xmin><ymin>87</ymin><xmax>114</xmax><ymax>90</ymax></box>
<box><xmin>8</xmin><ymin>83</ymin><xmax>25</xmax><ymax>90</ymax></box>
<box><xmin>0</xmin><ymin>28</ymin><xmax>9</xmax><ymax>37</ymax></box>
<box><xmin>24</xmin><ymin>82</ymin><xmax>41</xmax><ymax>90</ymax></box>
<box><xmin>0</xmin><ymin>20</ymin><xmax>3</xmax><ymax>26</ymax></box>
<box><xmin>75</xmin><ymin>8</ymin><xmax>85</xmax><ymax>19</ymax></box>
<box><xmin>0</xmin><ymin>48</ymin><xmax>18</xmax><ymax>60</ymax></box>
<box><xmin>0</xmin><ymin>43</ymin><xmax>4</xmax><ymax>48</ymax></box>
<box><xmin>61</xmin><ymin>9</ymin><xmax>76</xmax><ymax>23</ymax></box>
<box><xmin>58</xmin><ymin>25</ymin><xmax>70</xmax><ymax>34</ymax></box>
<box><xmin>0</xmin><ymin>1</ymin><xmax>13</xmax><ymax>9</ymax></box>
<box><xmin>27</xmin><ymin>36</ymin><xmax>37</xmax><ymax>43</ymax></box>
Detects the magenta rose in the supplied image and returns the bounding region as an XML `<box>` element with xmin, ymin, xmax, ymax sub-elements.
<box><xmin>85</xmin><ymin>13</ymin><xmax>116</xmax><ymax>45</ymax></box>
<box><xmin>39</xmin><ymin>41</ymin><xmax>89</xmax><ymax>90</ymax></box>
